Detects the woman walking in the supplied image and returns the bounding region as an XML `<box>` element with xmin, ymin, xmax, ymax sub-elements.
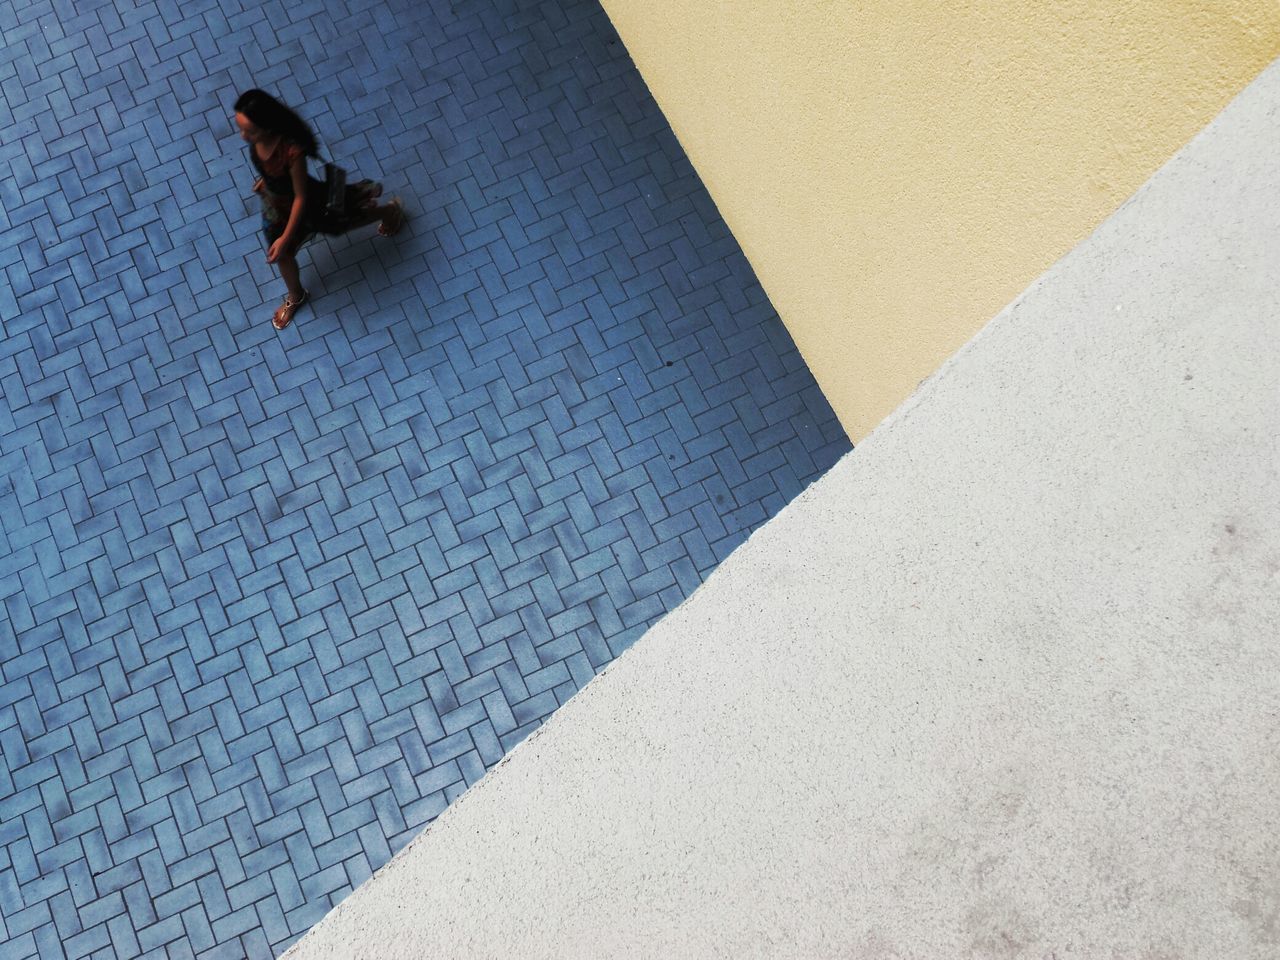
<box><xmin>234</xmin><ymin>89</ymin><xmax>405</xmax><ymax>329</ymax></box>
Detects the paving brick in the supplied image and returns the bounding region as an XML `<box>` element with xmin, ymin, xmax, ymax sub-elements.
<box><xmin>0</xmin><ymin>0</ymin><xmax>849</xmax><ymax>955</ymax></box>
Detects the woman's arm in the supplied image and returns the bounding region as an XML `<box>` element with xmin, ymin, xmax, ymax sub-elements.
<box><xmin>268</xmin><ymin>150</ymin><xmax>310</xmax><ymax>262</ymax></box>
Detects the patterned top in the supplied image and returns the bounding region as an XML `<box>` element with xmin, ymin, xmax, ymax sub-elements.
<box><xmin>250</xmin><ymin>139</ymin><xmax>306</xmax><ymax>213</ymax></box>
<box><xmin>249</xmin><ymin>139</ymin><xmax>381</xmax><ymax>244</ymax></box>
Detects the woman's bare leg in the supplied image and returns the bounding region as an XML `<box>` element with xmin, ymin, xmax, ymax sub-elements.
<box><xmin>276</xmin><ymin>253</ymin><xmax>305</xmax><ymax>300</ymax></box>
<box><xmin>271</xmin><ymin>252</ymin><xmax>308</xmax><ymax>329</ymax></box>
<box><xmin>349</xmin><ymin>201</ymin><xmax>402</xmax><ymax>234</ymax></box>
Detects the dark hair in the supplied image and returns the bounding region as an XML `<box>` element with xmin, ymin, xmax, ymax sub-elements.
<box><xmin>234</xmin><ymin>89</ymin><xmax>318</xmax><ymax>157</ymax></box>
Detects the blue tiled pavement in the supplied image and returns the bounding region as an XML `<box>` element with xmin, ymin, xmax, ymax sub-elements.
<box><xmin>0</xmin><ymin>0</ymin><xmax>851</xmax><ymax>955</ymax></box>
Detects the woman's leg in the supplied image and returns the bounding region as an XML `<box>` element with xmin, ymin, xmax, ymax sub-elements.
<box><xmin>272</xmin><ymin>252</ymin><xmax>308</xmax><ymax>329</ymax></box>
<box><xmin>276</xmin><ymin>252</ymin><xmax>305</xmax><ymax>300</ymax></box>
<box><xmin>347</xmin><ymin>200</ymin><xmax>404</xmax><ymax>236</ymax></box>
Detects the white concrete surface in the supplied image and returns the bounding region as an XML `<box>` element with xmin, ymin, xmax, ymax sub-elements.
<box><xmin>283</xmin><ymin>59</ymin><xmax>1280</xmax><ymax>960</ymax></box>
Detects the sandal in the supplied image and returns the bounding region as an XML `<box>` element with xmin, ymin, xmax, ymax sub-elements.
<box><xmin>377</xmin><ymin>198</ymin><xmax>405</xmax><ymax>237</ymax></box>
<box><xmin>272</xmin><ymin>289</ymin><xmax>308</xmax><ymax>330</ymax></box>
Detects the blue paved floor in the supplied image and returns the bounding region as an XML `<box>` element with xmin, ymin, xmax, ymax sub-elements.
<box><xmin>0</xmin><ymin>0</ymin><xmax>850</xmax><ymax>955</ymax></box>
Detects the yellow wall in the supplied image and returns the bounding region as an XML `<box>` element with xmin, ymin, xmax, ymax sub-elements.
<box><xmin>599</xmin><ymin>0</ymin><xmax>1280</xmax><ymax>440</ymax></box>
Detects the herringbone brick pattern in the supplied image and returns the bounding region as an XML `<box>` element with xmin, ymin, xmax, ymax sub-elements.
<box><xmin>0</xmin><ymin>0</ymin><xmax>850</xmax><ymax>954</ymax></box>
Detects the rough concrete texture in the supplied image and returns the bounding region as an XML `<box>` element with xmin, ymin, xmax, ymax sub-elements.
<box><xmin>283</xmin><ymin>58</ymin><xmax>1280</xmax><ymax>960</ymax></box>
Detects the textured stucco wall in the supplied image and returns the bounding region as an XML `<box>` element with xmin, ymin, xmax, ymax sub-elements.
<box><xmin>283</xmin><ymin>56</ymin><xmax>1280</xmax><ymax>960</ymax></box>
<box><xmin>597</xmin><ymin>0</ymin><xmax>1280</xmax><ymax>440</ymax></box>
